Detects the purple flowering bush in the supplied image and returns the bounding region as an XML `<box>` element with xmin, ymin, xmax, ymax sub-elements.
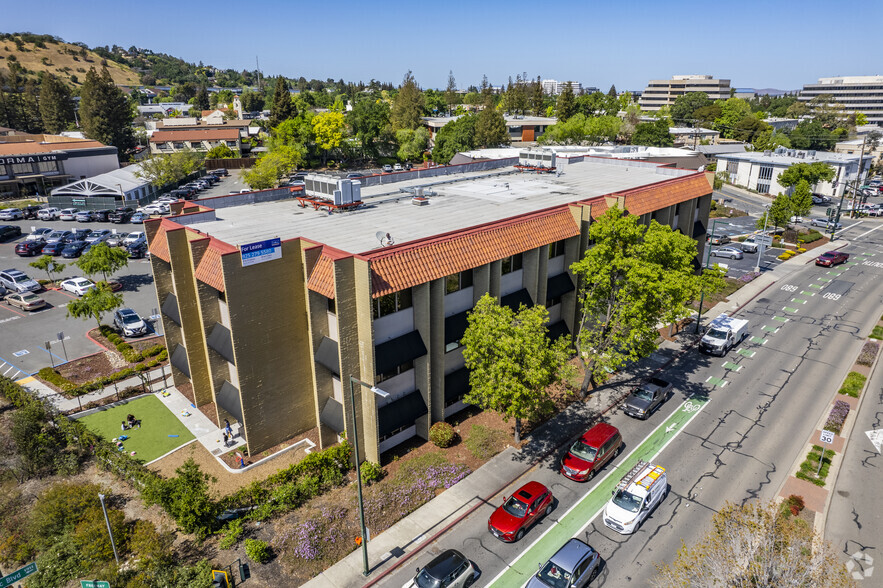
<box><xmin>738</xmin><ymin>271</ymin><xmax>761</xmax><ymax>283</ymax></box>
<box><xmin>823</xmin><ymin>400</ymin><xmax>850</xmax><ymax>435</ymax></box>
<box><xmin>856</xmin><ymin>341</ymin><xmax>879</xmax><ymax>367</ymax></box>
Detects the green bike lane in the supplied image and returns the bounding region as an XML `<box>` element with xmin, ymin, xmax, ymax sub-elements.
<box><xmin>486</xmin><ymin>396</ymin><xmax>710</xmax><ymax>587</ymax></box>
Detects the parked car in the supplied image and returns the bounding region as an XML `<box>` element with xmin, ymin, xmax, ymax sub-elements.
<box><xmin>59</xmin><ymin>277</ymin><xmax>95</xmax><ymax>296</ymax></box>
<box><xmin>113</xmin><ymin>308</ymin><xmax>147</xmax><ymax>337</ymax></box>
<box><xmin>404</xmin><ymin>162</ymin><xmax>413</xmax><ymax>171</ymax></box>
<box><xmin>209</xmin><ymin>168</ymin><xmax>229</xmax><ymax>177</ymax></box>
<box><xmin>5</xmin><ymin>292</ymin><xmax>47</xmax><ymax>311</ymax></box>
<box><xmin>58</xmin><ymin>208</ymin><xmax>79</xmax><ymax>221</ymax></box>
<box><xmin>85</xmin><ymin>229</ymin><xmax>112</xmax><ymax>244</ymax></box>
<box><xmin>738</xmin><ymin>237</ymin><xmax>759</xmax><ymax>253</ymax></box>
<box><xmin>75</xmin><ymin>210</ymin><xmax>95</xmax><ymax>222</ymax></box>
<box><xmin>37</xmin><ymin>207</ymin><xmax>61</xmax><ymax>220</ymax></box>
<box><xmin>811</xmin><ymin>218</ymin><xmax>842</xmax><ymax>229</ymax></box>
<box><xmin>92</xmin><ymin>209</ymin><xmax>113</xmax><ymax>222</ymax></box>
<box><xmin>789</xmin><ymin>215</ymin><xmax>803</xmax><ymax>224</ymax></box>
<box><xmin>21</xmin><ymin>205</ymin><xmax>43</xmax><ymax>219</ymax></box>
<box><xmin>61</xmin><ymin>240</ymin><xmax>89</xmax><ymax>258</ymax></box>
<box><xmin>707</xmin><ymin>234</ymin><xmax>730</xmax><ymax>245</ymax></box>
<box><xmin>63</xmin><ymin>228</ymin><xmax>91</xmax><ymax>243</ymax></box>
<box><xmin>382</xmin><ymin>164</ymin><xmax>393</xmax><ymax>173</ymax></box>
<box><xmin>15</xmin><ymin>240</ymin><xmax>45</xmax><ymax>257</ymax></box>
<box><xmin>710</xmin><ymin>246</ymin><xmax>744</xmax><ymax>260</ymax></box>
<box><xmin>346</xmin><ymin>172</ymin><xmax>365</xmax><ymax>180</ymax></box>
<box><xmin>393</xmin><ymin>163</ymin><xmax>403</xmax><ymax>171</ymax></box>
<box><xmin>40</xmin><ymin>241</ymin><xmax>67</xmax><ymax>256</ymax></box>
<box><xmin>816</xmin><ymin>250</ymin><xmax>849</xmax><ymax>267</ymax></box>
<box><xmin>526</xmin><ymin>538</ymin><xmax>600</xmax><ymax>588</ymax></box>
<box><xmin>43</xmin><ymin>229</ymin><xmax>72</xmax><ymax>245</ymax></box>
<box><xmin>0</xmin><ymin>208</ymin><xmax>23</xmax><ymax>220</ymax></box>
<box><xmin>561</xmin><ymin>422</ymin><xmax>622</xmax><ymax>482</ymax></box>
<box><xmin>109</xmin><ymin>207</ymin><xmax>135</xmax><ymax>223</ymax></box>
<box><xmin>106</xmin><ymin>232</ymin><xmax>129</xmax><ymax>247</ymax></box>
<box><xmin>142</xmin><ymin>203</ymin><xmax>169</xmax><ymax>216</ymax></box>
<box><xmin>0</xmin><ymin>269</ymin><xmax>41</xmax><ymax>293</ymax></box>
<box><xmin>123</xmin><ymin>232</ymin><xmax>146</xmax><ymax>246</ymax></box>
<box><xmin>126</xmin><ymin>241</ymin><xmax>149</xmax><ymax>258</ymax></box>
<box><xmin>130</xmin><ymin>212</ymin><xmax>149</xmax><ymax>223</ymax></box>
<box><xmin>0</xmin><ymin>225</ymin><xmax>22</xmax><ymax>241</ymax></box>
<box><xmin>25</xmin><ymin>228</ymin><xmax>53</xmax><ymax>242</ymax></box>
<box><xmin>623</xmin><ymin>377</ymin><xmax>673</xmax><ymax>420</ymax></box>
<box><xmin>404</xmin><ymin>549</ymin><xmax>477</xmax><ymax>588</ymax></box>
<box><xmin>487</xmin><ymin>481</ymin><xmax>553</xmax><ymax>542</ymax></box>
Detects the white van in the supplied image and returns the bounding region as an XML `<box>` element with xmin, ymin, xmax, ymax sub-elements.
<box><xmin>603</xmin><ymin>461</ymin><xmax>667</xmax><ymax>534</ymax></box>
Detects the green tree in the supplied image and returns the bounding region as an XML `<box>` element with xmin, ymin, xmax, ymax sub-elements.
<box><xmin>444</xmin><ymin>70</ymin><xmax>458</xmax><ymax>115</ymax></box>
<box><xmin>789</xmin><ymin>120</ymin><xmax>836</xmax><ymax>151</ymax></box>
<box><xmin>555</xmin><ymin>82</ymin><xmax>576</xmax><ymax>122</ymax></box>
<box><xmin>311</xmin><ymin>110</ymin><xmax>346</xmax><ymax>164</ymax></box>
<box><xmin>390</xmin><ymin>71</ymin><xmax>425</xmax><ymax>131</ymax></box>
<box><xmin>66</xmin><ymin>282</ymin><xmax>124</xmax><ymax>328</ymax></box>
<box><xmin>239</xmin><ymin>88</ymin><xmax>265</xmax><ymax>112</ymax></box>
<box><xmin>73</xmin><ymin>506</ymin><xmax>128</xmax><ymax>564</ymax></box>
<box><xmin>777</xmin><ymin>161</ymin><xmax>835</xmax><ymax>188</ymax></box>
<box><xmin>135</xmin><ymin>150</ymin><xmax>204</xmax><ymax>187</ymax></box>
<box><xmin>756</xmin><ymin>193</ymin><xmax>792</xmax><ymax>232</ymax></box>
<box><xmin>79</xmin><ymin>66</ymin><xmax>135</xmax><ymax>156</ymax></box>
<box><xmin>348</xmin><ymin>98</ymin><xmax>390</xmax><ymax>157</ymax></box>
<box><xmin>539</xmin><ymin>114</ymin><xmax>589</xmax><ymax>145</ymax></box>
<box><xmin>752</xmin><ymin>129</ymin><xmax>791</xmax><ymax>152</ymax></box>
<box><xmin>396</xmin><ymin>127</ymin><xmax>430</xmax><ymax>162</ymax></box>
<box><xmin>461</xmin><ymin>294</ymin><xmax>573</xmax><ymax>442</ymax></box>
<box><xmin>585</xmin><ymin>115</ymin><xmax>622</xmax><ymax>144</ymax></box>
<box><xmin>243</xmin><ymin>144</ymin><xmax>304</xmax><ymax>189</ymax></box>
<box><xmin>670</xmin><ymin>92</ymin><xmax>711</xmax><ymax>125</ymax></box>
<box><xmin>692</xmin><ymin>103</ymin><xmax>722</xmax><ymax>128</ymax></box>
<box><xmin>75</xmin><ymin>242</ymin><xmax>129</xmax><ymax>282</ymax></box>
<box><xmin>269</xmin><ymin>77</ymin><xmax>295</xmax><ymax>128</ymax></box>
<box><xmin>29</xmin><ymin>255</ymin><xmax>65</xmax><ymax>283</ymax></box>
<box><xmin>571</xmin><ymin>206</ymin><xmax>723</xmax><ymax>391</ymax></box>
<box><xmin>11</xmin><ymin>403</ymin><xmax>62</xmax><ymax>480</ymax></box>
<box><xmin>608</xmin><ymin>84</ymin><xmax>617</xmax><ymax>97</ymax></box>
<box><xmin>790</xmin><ymin>179</ymin><xmax>813</xmax><ymax>217</ymax></box>
<box><xmin>143</xmin><ymin>458</ymin><xmax>217</xmax><ymax>539</ymax></box>
<box><xmin>38</xmin><ymin>74</ymin><xmax>75</xmax><ymax>133</ymax></box>
<box><xmin>205</xmin><ymin>144</ymin><xmax>235</xmax><ymax>159</ymax></box>
<box><xmin>631</xmin><ymin>118</ymin><xmax>674</xmax><ymax>147</ymax></box>
<box><xmin>475</xmin><ymin>105</ymin><xmax>509</xmax><ymax>147</ymax></box>
<box><xmin>431</xmin><ymin>113</ymin><xmax>477</xmax><ymax>164</ymax></box>
<box><xmin>713</xmin><ymin>97</ymin><xmax>752</xmax><ymax>138</ymax></box>
<box><xmin>732</xmin><ymin>115</ymin><xmax>769</xmax><ymax>143</ymax></box>
<box><xmin>531</xmin><ymin>76</ymin><xmax>545</xmax><ymax>116</ymax></box>
<box><xmin>652</xmin><ymin>501</ymin><xmax>853</xmax><ymax>588</ymax></box>
<box><xmin>193</xmin><ymin>84</ymin><xmax>209</xmax><ymax>111</ymax></box>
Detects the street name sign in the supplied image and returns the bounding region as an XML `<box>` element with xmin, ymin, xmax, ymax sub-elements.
<box><xmin>0</xmin><ymin>563</ymin><xmax>38</xmax><ymax>587</ymax></box>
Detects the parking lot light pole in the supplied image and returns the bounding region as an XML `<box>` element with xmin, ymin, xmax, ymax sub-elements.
<box><xmin>695</xmin><ymin>219</ymin><xmax>720</xmax><ymax>334</ymax></box>
<box><xmin>755</xmin><ymin>204</ymin><xmax>771</xmax><ymax>274</ymax></box>
<box><xmin>348</xmin><ymin>377</ymin><xmax>389</xmax><ymax>577</ymax></box>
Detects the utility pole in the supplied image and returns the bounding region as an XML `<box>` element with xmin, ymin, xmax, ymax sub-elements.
<box><xmin>849</xmin><ymin>135</ymin><xmax>867</xmax><ymax>219</ymax></box>
<box><xmin>256</xmin><ymin>56</ymin><xmax>262</xmax><ymax>92</ymax></box>
<box><xmin>98</xmin><ymin>493</ymin><xmax>120</xmax><ymax>566</ymax></box>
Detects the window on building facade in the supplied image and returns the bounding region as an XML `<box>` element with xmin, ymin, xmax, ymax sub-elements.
<box><xmin>758</xmin><ymin>166</ymin><xmax>773</xmax><ymax>181</ymax></box>
<box><xmin>376</xmin><ymin>359</ymin><xmax>413</xmax><ymax>383</ymax></box>
<box><xmin>501</xmin><ymin>253</ymin><xmax>523</xmax><ymax>274</ymax></box>
<box><xmin>445</xmin><ymin>341</ymin><xmax>461</xmax><ymax>353</ymax></box>
<box><xmin>11</xmin><ymin>163</ymin><xmax>32</xmax><ymax>175</ymax></box>
<box><xmin>327</xmin><ymin>297</ymin><xmax>336</xmax><ymax>314</ymax></box>
<box><xmin>726</xmin><ymin>161</ymin><xmax>739</xmax><ymax>175</ymax></box>
<box><xmin>445</xmin><ymin>269</ymin><xmax>473</xmax><ymax>294</ymax></box>
<box><xmin>226</xmin><ymin>141</ymin><xmax>238</xmax><ymax>148</ymax></box>
<box><xmin>545</xmin><ymin>295</ymin><xmax>562</xmax><ymax>307</ymax></box>
<box><xmin>173</xmin><ymin>142</ymin><xmax>185</xmax><ymax>149</ymax></box>
<box><xmin>37</xmin><ymin>161</ymin><xmax>59</xmax><ymax>174</ymax></box>
<box><xmin>372</xmin><ymin>288</ymin><xmax>412</xmax><ymax>319</ymax></box>
<box><xmin>548</xmin><ymin>240</ymin><xmax>566</xmax><ymax>258</ymax></box>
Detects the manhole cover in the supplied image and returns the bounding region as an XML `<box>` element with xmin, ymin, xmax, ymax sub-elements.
<box><xmin>211</xmin><ymin>448</ymin><xmax>222</xmax><ymax>456</ymax></box>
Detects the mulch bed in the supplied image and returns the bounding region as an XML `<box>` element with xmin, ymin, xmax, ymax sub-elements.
<box><xmin>56</xmin><ymin>352</ymin><xmax>116</xmax><ymax>385</ymax></box>
<box><xmin>219</xmin><ymin>427</ymin><xmax>320</xmax><ymax>469</ymax></box>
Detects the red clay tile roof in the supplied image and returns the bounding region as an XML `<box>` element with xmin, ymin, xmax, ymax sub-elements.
<box><xmin>194</xmin><ymin>237</ymin><xmax>237</xmax><ymax>292</ymax></box>
<box><xmin>367</xmin><ymin>208</ymin><xmax>580</xmax><ymax>297</ymax></box>
<box><xmin>308</xmin><ymin>254</ymin><xmax>336</xmax><ymax>298</ymax></box>
<box><xmin>149</xmin><ymin>128</ymin><xmax>240</xmax><ymax>142</ymax></box>
<box><xmin>615</xmin><ymin>173</ymin><xmax>711</xmax><ymax>217</ymax></box>
<box><xmin>147</xmin><ymin>219</ymin><xmax>177</xmax><ymax>262</ymax></box>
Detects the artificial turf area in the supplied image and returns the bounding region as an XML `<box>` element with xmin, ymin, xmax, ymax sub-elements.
<box><xmin>78</xmin><ymin>394</ymin><xmax>195</xmax><ymax>462</ymax></box>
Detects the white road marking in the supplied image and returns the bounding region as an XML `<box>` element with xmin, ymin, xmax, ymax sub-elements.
<box><xmin>867</xmin><ymin>430</ymin><xmax>883</xmax><ymax>453</ymax></box>
<box><xmin>853</xmin><ymin>223</ymin><xmax>883</xmax><ymax>241</ymax></box>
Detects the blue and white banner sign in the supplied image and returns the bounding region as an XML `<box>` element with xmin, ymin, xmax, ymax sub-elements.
<box><xmin>240</xmin><ymin>238</ymin><xmax>282</xmax><ymax>267</ymax></box>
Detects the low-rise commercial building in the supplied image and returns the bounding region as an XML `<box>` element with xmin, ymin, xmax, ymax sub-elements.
<box><xmin>148</xmin><ymin>128</ymin><xmax>242</xmax><ymax>156</ymax></box>
<box><xmin>639</xmin><ymin>75</ymin><xmax>731</xmax><ymax>111</ymax></box>
<box><xmin>423</xmin><ymin>115</ymin><xmax>558</xmax><ymax>144</ymax></box>
<box><xmin>835</xmin><ymin>138</ymin><xmax>883</xmax><ymax>166</ymax></box>
<box><xmin>49</xmin><ymin>163</ymin><xmax>156</xmax><ymax>209</ymax></box>
<box><xmin>146</xmin><ymin>155</ymin><xmax>714</xmax><ymax>463</ymax></box>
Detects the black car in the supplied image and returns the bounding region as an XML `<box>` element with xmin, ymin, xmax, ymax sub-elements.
<box><xmin>41</xmin><ymin>240</ymin><xmax>66</xmax><ymax>256</ymax></box>
<box><xmin>63</xmin><ymin>229</ymin><xmax>90</xmax><ymax>244</ymax></box>
<box><xmin>0</xmin><ymin>225</ymin><xmax>22</xmax><ymax>241</ymax></box>
<box><xmin>127</xmin><ymin>242</ymin><xmax>149</xmax><ymax>259</ymax></box>
<box><xmin>109</xmin><ymin>207</ymin><xmax>135</xmax><ymax>223</ymax></box>
<box><xmin>61</xmin><ymin>240</ymin><xmax>89</xmax><ymax>258</ymax></box>
<box><xmin>15</xmin><ymin>240</ymin><xmax>45</xmax><ymax>256</ymax></box>
<box><xmin>21</xmin><ymin>205</ymin><xmax>43</xmax><ymax>219</ymax></box>
<box><xmin>92</xmin><ymin>209</ymin><xmax>113</xmax><ymax>222</ymax></box>
<box><xmin>209</xmin><ymin>168</ymin><xmax>229</xmax><ymax>177</ymax></box>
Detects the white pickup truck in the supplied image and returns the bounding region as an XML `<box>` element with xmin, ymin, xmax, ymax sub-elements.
<box><xmin>699</xmin><ymin>313</ymin><xmax>748</xmax><ymax>356</ymax></box>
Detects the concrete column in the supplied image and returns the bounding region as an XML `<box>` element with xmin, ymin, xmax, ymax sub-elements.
<box><xmin>488</xmin><ymin>260</ymin><xmax>502</xmax><ymax>300</ymax></box>
<box><xmin>412</xmin><ymin>282</ymin><xmax>432</xmax><ymax>440</ymax></box>
<box><xmin>695</xmin><ymin>193</ymin><xmax>713</xmax><ymax>262</ymax></box>
<box><xmin>428</xmin><ymin>279</ymin><xmax>446</xmax><ymax>424</ymax></box>
<box><xmin>535</xmin><ymin>246</ymin><xmax>549</xmax><ymax>306</ymax></box>
<box><xmin>522</xmin><ymin>247</ymin><xmax>541</xmax><ymax>305</ymax></box>
<box><xmin>562</xmin><ymin>236</ymin><xmax>581</xmax><ymax>336</ymax></box>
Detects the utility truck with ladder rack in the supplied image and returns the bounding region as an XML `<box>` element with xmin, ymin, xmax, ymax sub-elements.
<box><xmin>603</xmin><ymin>460</ymin><xmax>668</xmax><ymax>534</ymax></box>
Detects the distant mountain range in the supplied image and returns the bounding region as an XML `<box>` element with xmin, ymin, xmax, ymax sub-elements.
<box><xmin>737</xmin><ymin>87</ymin><xmax>798</xmax><ymax>97</ymax></box>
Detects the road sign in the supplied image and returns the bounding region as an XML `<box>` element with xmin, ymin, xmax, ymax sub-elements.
<box><xmin>820</xmin><ymin>429</ymin><xmax>835</xmax><ymax>444</ymax></box>
<box><xmin>0</xmin><ymin>562</ymin><xmax>38</xmax><ymax>587</ymax></box>
<box><xmin>754</xmin><ymin>235</ymin><xmax>773</xmax><ymax>246</ymax></box>
<box><xmin>80</xmin><ymin>581</ymin><xmax>110</xmax><ymax>588</ymax></box>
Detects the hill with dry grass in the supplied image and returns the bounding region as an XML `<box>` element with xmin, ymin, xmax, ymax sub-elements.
<box><xmin>0</xmin><ymin>36</ymin><xmax>140</xmax><ymax>87</ymax></box>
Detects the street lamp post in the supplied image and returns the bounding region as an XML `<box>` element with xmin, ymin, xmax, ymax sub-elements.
<box><xmin>755</xmin><ymin>204</ymin><xmax>771</xmax><ymax>274</ymax></box>
<box><xmin>348</xmin><ymin>376</ymin><xmax>389</xmax><ymax>577</ymax></box>
<box><xmin>98</xmin><ymin>493</ymin><xmax>120</xmax><ymax>566</ymax></box>
<box><xmin>695</xmin><ymin>218</ymin><xmax>720</xmax><ymax>334</ymax></box>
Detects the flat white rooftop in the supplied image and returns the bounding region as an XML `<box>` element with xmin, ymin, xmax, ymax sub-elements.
<box><xmin>187</xmin><ymin>158</ymin><xmax>694</xmax><ymax>254</ymax></box>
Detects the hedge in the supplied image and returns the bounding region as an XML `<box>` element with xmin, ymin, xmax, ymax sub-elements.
<box><xmin>798</xmin><ymin>231</ymin><xmax>823</xmax><ymax>244</ymax></box>
<box><xmin>98</xmin><ymin>325</ymin><xmax>165</xmax><ymax>363</ymax></box>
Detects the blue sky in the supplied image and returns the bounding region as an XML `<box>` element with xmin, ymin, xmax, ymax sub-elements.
<box><xmin>6</xmin><ymin>0</ymin><xmax>882</xmax><ymax>91</ymax></box>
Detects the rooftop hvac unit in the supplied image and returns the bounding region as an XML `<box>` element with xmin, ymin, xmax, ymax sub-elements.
<box><xmin>763</xmin><ymin>150</ymin><xmax>772</xmax><ymax>156</ymax></box>
<box><xmin>518</xmin><ymin>149</ymin><xmax>556</xmax><ymax>169</ymax></box>
<box><xmin>807</xmin><ymin>150</ymin><xmax>816</xmax><ymax>157</ymax></box>
<box><xmin>775</xmin><ymin>147</ymin><xmax>786</xmax><ymax>155</ymax></box>
<box><xmin>304</xmin><ymin>174</ymin><xmax>362</xmax><ymax>206</ymax></box>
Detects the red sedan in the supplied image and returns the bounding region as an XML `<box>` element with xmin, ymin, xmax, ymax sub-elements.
<box><xmin>487</xmin><ymin>481</ymin><xmax>553</xmax><ymax>542</ymax></box>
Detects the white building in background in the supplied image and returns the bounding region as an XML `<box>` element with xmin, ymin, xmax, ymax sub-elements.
<box><xmin>639</xmin><ymin>75</ymin><xmax>732</xmax><ymax>111</ymax></box>
<box><xmin>715</xmin><ymin>148</ymin><xmax>870</xmax><ymax>199</ymax></box>
<box><xmin>798</xmin><ymin>75</ymin><xmax>883</xmax><ymax>126</ymax></box>
<box><xmin>541</xmin><ymin>80</ymin><xmax>583</xmax><ymax>95</ymax></box>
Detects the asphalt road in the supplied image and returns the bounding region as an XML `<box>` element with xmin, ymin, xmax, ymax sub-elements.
<box><xmin>0</xmin><ymin>217</ymin><xmax>161</xmax><ymax>378</ymax></box>
<box><xmin>382</xmin><ymin>221</ymin><xmax>883</xmax><ymax>588</ymax></box>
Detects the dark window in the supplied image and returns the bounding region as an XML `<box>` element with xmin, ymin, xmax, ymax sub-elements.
<box><xmin>372</xmin><ymin>288</ymin><xmax>413</xmax><ymax>319</ymax></box>
<box><xmin>445</xmin><ymin>269</ymin><xmax>474</xmax><ymax>294</ymax></box>
<box><xmin>445</xmin><ymin>340</ymin><xmax>461</xmax><ymax>353</ymax></box>
<box><xmin>548</xmin><ymin>240</ymin><xmax>566</xmax><ymax>258</ymax></box>
<box><xmin>327</xmin><ymin>296</ymin><xmax>336</xmax><ymax>314</ymax></box>
<box><xmin>726</xmin><ymin>160</ymin><xmax>738</xmax><ymax>175</ymax></box>
<box><xmin>217</xmin><ymin>289</ymin><xmax>226</xmax><ymax>302</ymax></box>
<box><xmin>376</xmin><ymin>359</ymin><xmax>413</xmax><ymax>383</ymax></box>
<box><xmin>758</xmin><ymin>166</ymin><xmax>774</xmax><ymax>181</ymax></box>
<box><xmin>545</xmin><ymin>295</ymin><xmax>562</xmax><ymax>307</ymax></box>
<box><xmin>501</xmin><ymin>253</ymin><xmax>523</xmax><ymax>274</ymax></box>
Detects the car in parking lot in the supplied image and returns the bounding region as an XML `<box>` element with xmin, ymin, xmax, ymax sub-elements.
<box><xmin>0</xmin><ymin>269</ymin><xmax>41</xmax><ymax>293</ymax></box>
<box><xmin>91</xmin><ymin>209</ymin><xmax>113</xmax><ymax>222</ymax></box>
<box><xmin>58</xmin><ymin>208</ymin><xmax>79</xmax><ymax>221</ymax></box>
<box><xmin>75</xmin><ymin>210</ymin><xmax>94</xmax><ymax>222</ymax></box>
<box><xmin>789</xmin><ymin>215</ymin><xmax>803</xmax><ymax>224</ymax></box>
<box><xmin>142</xmin><ymin>203</ymin><xmax>169</xmax><ymax>216</ymax></box>
<box><xmin>710</xmin><ymin>246</ymin><xmax>744</xmax><ymax>260</ymax></box>
<box><xmin>40</xmin><ymin>240</ymin><xmax>66</xmax><ymax>256</ymax></box>
<box><xmin>21</xmin><ymin>205</ymin><xmax>43</xmax><ymax>219</ymax></box>
<box><xmin>0</xmin><ymin>208</ymin><xmax>23</xmax><ymax>220</ymax></box>
<box><xmin>106</xmin><ymin>232</ymin><xmax>129</xmax><ymax>247</ymax></box>
<box><xmin>113</xmin><ymin>308</ymin><xmax>147</xmax><ymax>337</ymax></box>
<box><xmin>346</xmin><ymin>172</ymin><xmax>365</xmax><ymax>180</ymax></box>
<box><xmin>810</xmin><ymin>218</ymin><xmax>842</xmax><ymax>229</ymax></box>
<box><xmin>382</xmin><ymin>164</ymin><xmax>393</xmax><ymax>173</ymax></box>
<box><xmin>85</xmin><ymin>229</ymin><xmax>112</xmax><ymax>244</ymax></box>
<box><xmin>0</xmin><ymin>225</ymin><xmax>22</xmax><ymax>241</ymax></box>
<box><xmin>61</xmin><ymin>240</ymin><xmax>89</xmax><ymax>258</ymax></box>
<box><xmin>816</xmin><ymin>250</ymin><xmax>849</xmax><ymax>267</ymax></box>
<box><xmin>210</xmin><ymin>168</ymin><xmax>229</xmax><ymax>177</ymax></box>
<box><xmin>707</xmin><ymin>234</ymin><xmax>731</xmax><ymax>245</ymax></box>
<box><xmin>130</xmin><ymin>212</ymin><xmax>149</xmax><ymax>224</ymax></box>
<box><xmin>109</xmin><ymin>207</ymin><xmax>135</xmax><ymax>223</ymax></box>
<box><xmin>561</xmin><ymin>422</ymin><xmax>622</xmax><ymax>482</ymax></box>
<box><xmin>123</xmin><ymin>232</ymin><xmax>146</xmax><ymax>247</ymax></box>
<box><xmin>25</xmin><ymin>228</ymin><xmax>52</xmax><ymax>242</ymax></box>
<box><xmin>487</xmin><ymin>481</ymin><xmax>553</xmax><ymax>542</ymax></box>
<box><xmin>15</xmin><ymin>240</ymin><xmax>45</xmax><ymax>257</ymax></box>
<box><xmin>59</xmin><ymin>277</ymin><xmax>96</xmax><ymax>296</ymax></box>
<box><xmin>526</xmin><ymin>538</ymin><xmax>600</xmax><ymax>588</ymax></box>
<box><xmin>393</xmin><ymin>163</ymin><xmax>403</xmax><ymax>171</ymax></box>
<box><xmin>64</xmin><ymin>228</ymin><xmax>91</xmax><ymax>243</ymax></box>
<box><xmin>404</xmin><ymin>549</ymin><xmax>477</xmax><ymax>588</ymax></box>
<box><xmin>43</xmin><ymin>229</ymin><xmax>72</xmax><ymax>245</ymax></box>
<box><xmin>37</xmin><ymin>207</ymin><xmax>61</xmax><ymax>220</ymax></box>
<box><xmin>127</xmin><ymin>241</ymin><xmax>149</xmax><ymax>258</ymax></box>
<box><xmin>5</xmin><ymin>291</ymin><xmax>47</xmax><ymax>311</ymax></box>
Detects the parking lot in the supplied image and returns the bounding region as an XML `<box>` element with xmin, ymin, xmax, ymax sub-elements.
<box><xmin>0</xmin><ymin>217</ymin><xmax>161</xmax><ymax>378</ymax></box>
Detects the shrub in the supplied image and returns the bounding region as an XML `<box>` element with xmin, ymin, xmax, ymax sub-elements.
<box><xmin>784</xmin><ymin>494</ymin><xmax>805</xmax><ymax>516</ymax></box>
<box><xmin>870</xmin><ymin>326</ymin><xmax>883</xmax><ymax>341</ymax></box>
<box><xmin>856</xmin><ymin>341</ymin><xmax>879</xmax><ymax>366</ymax></box>
<box><xmin>37</xmin><ymin>367</ymin><xmax>75</xmax><ymax>391</ymax></box>
<box><xmin>244</xmin><ymin>538</ymin><xmax>271</xmax><ymax>564</ymax></box>
<box><xmin>796</xmin><ymin>445</ymin><xmax>835</xmax><ymax>486</ymax></box>
<box><xmin>838</xmin><ymin>372</ymin><xmax>866</xmax><ymax>398</ymax></box>
<box><xmin>218</xmin><ymin>519</ymin><xmax>243</xmax><ymax>550</ymax></box>
<box><xmin>800</xmin><ymin>231</ymin><xmax>824</xmax><ymax>244</ymax></box>
<box><xmin>823</xmin><ymin>400</ymin><xmax>850</xmax><ymax>435</ymax></box>
<box><xmin>360</xmin><ymin>461</ymin><xmax>383</xmax><ymax>485</ymax></box>
<box><xmin>465</xmin><ymin>424</ymin><xmax>508</xmax><ymax>460</ymax></box>
<box><xmin>429</xmin><ymin>422</ymin><xmax>456</xmax><ymax>448</ymax></box>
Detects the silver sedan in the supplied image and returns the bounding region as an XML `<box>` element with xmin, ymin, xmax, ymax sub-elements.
<box><xmin>710</xmin><ymin>246</ymin><xmax>744</xmax><ymax>260</ymax></box>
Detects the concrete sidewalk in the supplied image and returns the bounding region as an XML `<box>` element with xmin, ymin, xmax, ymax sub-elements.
<box><xmin>156</xmin><ymin>387</ymin><xmax>245</xmax><ymax>456</ymax></box>
<box><xmin>304</xmin><ymin>242</ymin><xmax>841</xmax><ymax>588</ymax></box>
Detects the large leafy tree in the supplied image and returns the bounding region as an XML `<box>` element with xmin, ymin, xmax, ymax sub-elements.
<box><xmin>66</xmin><ymin>282</ymin><xmax>125</xmax><ymax>329</ymax></box>
<box><xmin>790</xmin><ymin>179</ymin><xmax>813</xmax><ymax>217</ymax></box>
<box><xmin>555</xmin><ymin>82</ymin><xmax>576</xmax><ymax>122</ymax></box>
<box><xmin>462</xmin><ymin>294</ymin><xmax>573</xmax><ymax>443</ymax></box>
<box><xmin>75</xmin><ymin>242</ymin><xmax>129</xmax><ymax>283</ymax></box>
<box><xmin>789</xmin><ymin>120</ymin><xmax>836</xmax><ymax>151</ymax></box>
<box><xmin>670</xmin><ymin>91</ymin><xmax>712</xmax><ymax>125</ymax></box>
<box><xmin>348</xmin><ymin>98</ymin><xmax>390</xmax><ymax>157</ymax></box>
<box><xmin>713</xmin><ymin>97</ymin><xmax>752</xmax><ymax>138</ymax></box>
<box><xmin>431</xmin><ymin>113</ymin><xmax>477</xmax><ymax>163</ymax></box>
<box><xmin>756</xmin><ymin>193</ymin><xmax>792</xmax><ymax>232</ymax></box>
<box><xmin>193</xmin><ymin>84</ymin><xmax>210</xmax><ymax>111</ymax></box>
<box><xmin>38</xmin><ymin>74</ymin><xmax>75</xmax><ymax>133</ymax></box>
<box><xmin>732</xmin><ymin>115</ymin><xmax>769</xmax><ymax>143</ymax></box>
<box><xmin>243</xmin><ymin>144</ymin><xmax>303</xmax><ymax>189</ymax></box>
<box><xmin>475</xmin><ymin>104</ymin><xmax>509</xmax><ymax>147</ymax></box>
<box><xmin>652</xmin><ymin>501</ymin><xmax>853</xmax><ymax>588</ymax></box>
<box><xmin>79</xmin><ymin>66</ymin><xmax>136</xmax><ymax>156</ymax></box>
<box><xmin>29</xmin><ymin>255</ymin><xmax>65</xmax><ymax>283</ymax></box>
<box><xmin>135</xmin><ymin>150</ymin><xmax>204</xmax><ymax>187</ymax></box>
<box><xmin>777</xmin><ymin>161</ymin><xmax>835</xmax><ymax>188</ymax></box>
<box><xmin>311</xmin><ymin>111</ymin><xmax>346</xmax><ymax>164</ymax></box>
<box><xmin>631</xmin><ymin>118</ymin><xmax>674</xmax><ymax>147</ymax></box>
<box><xmin>571</xmin><ymin>206</ymin><xmax>724</xmax><ymax>391</ymax></box>
<box><xmin>390</xmin><ymin>71</ymin><xmax>425</xmax><ymax>131</ymax></box>
<box><xmin>396</xmin><ymin>127</ymin><xmax>429</xmax><ymax>162</ymax></box>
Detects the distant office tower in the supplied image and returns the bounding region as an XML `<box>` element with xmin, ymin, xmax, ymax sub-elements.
<box><xmin>799</xmin><ymin>76</ymin><xmax>883</xmax><ymax>126</ymax></box>
<box><xmin>541</xmin><ymin>80</ymin><xmax>583</xmax><ymax>95</ymax></box>
<box><xmin>639</xmin><ymin>75</ymin><xmax>731</xmax><ymax>111</ymax></box>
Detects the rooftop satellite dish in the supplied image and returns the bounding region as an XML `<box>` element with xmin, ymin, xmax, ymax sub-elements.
<box><xmin>375</xmin><ymin>231</ymin><xmax>395</xmax><ymax>247</ymax></box>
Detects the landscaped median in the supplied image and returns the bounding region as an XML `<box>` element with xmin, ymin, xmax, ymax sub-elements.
<box><xmin>486</xmin><ymin>397</ymin><xmax>709</xmax><ymax>587</ymax></box>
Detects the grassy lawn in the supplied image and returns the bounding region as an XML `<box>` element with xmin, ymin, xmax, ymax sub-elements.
<box><xmin>79</xmin><ymin>394</ymin><xmax>194</xmax><ymax>462</ymax></box>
